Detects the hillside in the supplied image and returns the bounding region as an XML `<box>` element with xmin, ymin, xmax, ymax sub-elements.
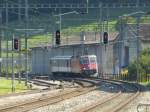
<box><xmin>0</xmin><ymin>0</ymin><xmax>150</xmax><ymax>55</ymax></box>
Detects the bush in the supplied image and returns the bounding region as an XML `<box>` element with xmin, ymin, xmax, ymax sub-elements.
<box><xmin>128</xmin><ymin>48</ymin><xmax>150</xmax><ymax>81</ymax></box>
<box><xmin>128</xmin><ymin>62</ymin><xmax>137</xmax><ymax>80</ymax></box>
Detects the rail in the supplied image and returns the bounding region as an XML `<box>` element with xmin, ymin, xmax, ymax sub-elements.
<box><xmin>76</xmin><ymin>78</ymin><xmax>141</xmax><ymax>112</ymax></box>
<box><xmin>0</xmin><ymin>78</ymin><xmax>96</xmax><ymax>112</ymax></box>
<box><xmin>137</xmin><ymin>103</ymin><xmax>150</xmax><ymax>112</ymax></box>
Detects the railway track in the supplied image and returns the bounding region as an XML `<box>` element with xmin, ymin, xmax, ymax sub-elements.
<box><xmin>0</xmin><ymin>78</ymin><xmax>97</xmax><ymax>112</ymax></box>
<box><xmin>30</xmin><ymin>79</ymin><xmax>58</xmax><ymax>90</ymax></box>
<box><xmin>0</xmin><ymin>77</ymin><xmax>141</xmax><ymax>112</ymax></box>
<box><xmin>75</xmin><ymin>79</ymin><xmax>141</xmax><ymax>112</ymax></box>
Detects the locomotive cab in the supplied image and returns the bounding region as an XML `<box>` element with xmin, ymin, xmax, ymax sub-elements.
<box><xmin>80</xmin><ymin>55</ymin><xmax>98</xmax><ymax>76</ymax></box>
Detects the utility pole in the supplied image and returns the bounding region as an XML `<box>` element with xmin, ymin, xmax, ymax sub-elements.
<box><xmin>51</xmin><ymin>14</ymin><xmax>55</xmax><ymax>47</ymax></box>
<box><xmin>99</xmin><ymin>2</ymin><xmax>103</xmax><ymax>77</ymax></box>
<box><xmin>18</xmin><ymin>37</ymin><xmax>21</xmax><ymax>83</ymax></box>
<box><xmin>86</xmin><ymin>0</ymin><xmax>89</xmax><ymax>13</ymax></box>
<box><xmin>103</xmin><ymin>5</ymin><xmax>109</xmax><ymax>75</ymax></box>
<box><xmin>99</xmin><ymin>2</ymin><xmax>102</xmax><ymax>43</ymax></box>
<box><xmin>136</xmin><ymin>16</ymin><xmax>140</xmax><ymax>82</ymax></box>
<box><xmin>136</xmin><ymin>0</ymin><xmax>140</xmax><ymax>9</ymax></box>
<box><xmin>18</xmin><ymin>0</ymin><xmax>22</xmax><ymax>23</ymax></box>
<box><xmin>118</xmin><ymin>17</ymin><xmax>123</xmax><ymax>74</ymax></box>
<box><xmin>25</xmin><ymin>0</ymin><xmax>29</xmax><ymax>86</ymax></box>
<box><xmin>81</xmin><ymin>31</ymin><xmax>85</xmax><ymax>55</ymax></box>
<box><xmin>102</xmin><ymin>17</ymin><xmax>109</xmax><ymax>75</ymax></box>
<box><xmin>0</xmin><ymin>9</ymin><xmax>2</xmax><ymax>78</ymax></box>
<box><xmin>59</xmin><ymin>0</ymin><xmax>61</xmax><ymax>31</ymax></box>
<box><xmin>59</xmin><ymin>15</ymin><xmax>62</xmax><ymax>31</ymax></box>
<box><xmin>6</xmin><ymin>0</ymin><xmax>9</xmax><ymax>79</ymax></box>
<box><xmin>106</xmin><ymin>6</ymin><xmax>109</xmax><ymax>32</ymax></box>
<box><xmin>18</xmin><ymin>0</ymin><xmax>22</xmax><ymax>83</ymax></box>
<box><xmin>136</xmin><ymin>0</ymin><xmax>140</xmax><ymax>82</ymax></box>
<box><xmin>11</xmin><ymin>34</ymin><xmax>15</xmax><ymax>92</ymax></box>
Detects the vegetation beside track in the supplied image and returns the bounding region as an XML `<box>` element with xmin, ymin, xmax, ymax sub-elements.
<box><xmin>140</xmin><ymin>82</ymin><xmax>150</xmax><ymax>87</ymax></box>
<box><xmin>2</xmin><ymin>16</ymin><xmax>150</xmax><ymax>49</ymax></box>
<box><xmin>0</xmin><ymin>78</ymin><xmax>28</xmax><ymax>95</ymax></box>
<box><xmin>128</xmin><ymin>48</ymin><xmax>150</xmax><ymax>82</ymax></box>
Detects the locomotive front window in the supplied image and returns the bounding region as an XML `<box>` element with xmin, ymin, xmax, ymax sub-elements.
<box><xmin>80</xmin><ymin>57</ymin><xmax>89</xmax><ymax>64</ymax></box>
<box><xmin>90</xmin><ymin>57</ymin><xmax>96</xmax><ymax>64</ymax></box>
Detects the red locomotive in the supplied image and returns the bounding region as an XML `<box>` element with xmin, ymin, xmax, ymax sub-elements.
<box><xmin>50</xmin><ymin>55</ymin><xmax>98</xmax><ymax>76</ymax></box>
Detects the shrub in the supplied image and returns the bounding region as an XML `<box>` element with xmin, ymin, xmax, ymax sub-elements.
<box><xmin>128</xmin><ymin>48</ymin><xmax>150</xmax><ymax>81</ymax></box>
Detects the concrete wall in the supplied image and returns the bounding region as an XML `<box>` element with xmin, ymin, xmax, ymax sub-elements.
<box><xmin>112</xmin><ymin>25</ymin><xmax>138</xmax><ymax>73</ymax></box>
<box><xmin>31</xmin><ymin>47</ymin><xmax>49</xmax><ymax>74</ymax></box>
<box><xmin>123</xmin><ymin>26</ymin><xmax>136</xmax><ymax>63</ymax></box>
<box><xmin>116</xmin><ymin>24</ymin><xmax>150</xmax><ymax>69</ymax></box>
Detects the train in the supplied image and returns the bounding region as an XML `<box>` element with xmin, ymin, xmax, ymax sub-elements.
<box><xmin>50</xmin><ymin>55</ymin><xmax>98</xmax><ymax>77</ymax></box>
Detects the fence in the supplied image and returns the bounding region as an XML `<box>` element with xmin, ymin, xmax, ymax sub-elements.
<box><xmin>100</xmin><ymin>73</ymin><xmax>150</xmax><ymax>82</ymax></box>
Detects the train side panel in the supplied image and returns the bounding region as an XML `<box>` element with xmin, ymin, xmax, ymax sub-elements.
<box><xmin>50</xmin><ymin>56</ymin><xmax>72</xmax><ymax>74</ymax></box>
<box><xmin>51</xmin><ymin>59</ymin><xmax>58</xmax><ymax>72</ymax></box>
<box><xmin>58</xmin><ymin>59</ymin><xmax>71</xmax><ymax>72</ymax></box>
<box><xmin>71</xmin><ymin>57</ymin><xmax>81</xmax><ymax>73</ymax></box>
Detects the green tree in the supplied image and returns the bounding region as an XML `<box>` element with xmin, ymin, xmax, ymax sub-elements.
<box><xmin>140</xmin><ymin>48</ymin><xmax>150</xmax><ymax>75</ymax></box>
<box><xmin>128</xmin><ymin>48</ymin><xmax>150</xmax><ymax>81</ymax></box>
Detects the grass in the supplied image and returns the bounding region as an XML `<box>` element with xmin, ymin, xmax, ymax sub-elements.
<box><xmin>140</xmin><ymin>82</ymin><xmax>150</xmax><ymax>88</ymax></box>
<box><xmin>1</xmin><ymin>15</ymin><xmax>149</xmax><ymax>58</ymax></box>
<box><xmin>2</xmin><ymin>33</ymin><xmax>52</xmax><ymax>51</ymax></box>
<box><xmin>28</xmin><ymin>34</ymin><xmax>52</xmax><ymax>47</ymax></box>
<box><xmin>139</xmin><ymin>74</ymin><xmax>150</xmax><ymax>87</ymax></box>
<box><xmin>1</xmin><ymin>52</ymin><xmax>19</xmax><ymax>57</ymax></box>
<box><xmin>0</xmin><ymin>78</ymin><xmax>28</xmax><ymax>95</ymax></box>
<box><xmin>1</xmin><ymin>16</ymin><xmax>149</xmax><ymax>59</ymax></box>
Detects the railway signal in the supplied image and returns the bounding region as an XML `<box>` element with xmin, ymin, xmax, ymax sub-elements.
<box><xmin>103</xmin><ymin>32</ymin><xmax>108</xmax><ymax>44</ymax></box>
<box><xmin>55</xmin><ymin>30</ymin><xmax>60</xmax><ymax>45</ymax></box>
<box><xmin>14</xmin><ymin>38</ymin><xmax>19</xmax><ymax>50</ymax></box>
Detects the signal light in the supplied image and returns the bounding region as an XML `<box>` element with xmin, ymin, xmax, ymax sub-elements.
<box><xmin>14</xmin><ymin>38</ymin><xmax>19</xmax><ymax>50</ymax></box>
<box><xmin>103</xmin><ymin>32</ymin><xmax>108</xmax><ymax>44</ymax></box>
<box><xmin>55</xmin><ymin>30</ymin><xmax>60</xmax><ymax>45</ymax></box>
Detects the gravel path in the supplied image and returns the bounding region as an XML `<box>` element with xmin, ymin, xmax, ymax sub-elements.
<box><xmin>28</xmin><ymin>82</ymin><xmax>120</xmax><ymax>112</ymax></box>
<box><xmin>28</xmin><ymin>90</ymin><xmax>115</xmax><ymax>112</ymax></box>
<box><xmin>90</xmin><ymin>93</ymin><xmax>132</xmax><ymax>112</ymax></box>
<box><xmin>0</xmin><ymin>88</ymin><xmax>75</xmax><ymax>108</ymax></box>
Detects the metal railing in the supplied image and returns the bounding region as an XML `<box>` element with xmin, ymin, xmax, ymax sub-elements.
<box><xmin>99</xmin><ymin>73</ymin><xmax>150</xmax><ymax>82</ymax></box>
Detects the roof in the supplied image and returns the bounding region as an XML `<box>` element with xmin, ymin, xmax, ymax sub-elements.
<box><xmin>80</xmin><ymin>55</ymin><xmax>96</xmax><ymax>58</ymax></box>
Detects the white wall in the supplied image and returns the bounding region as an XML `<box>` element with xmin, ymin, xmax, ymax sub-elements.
<box><xmin>31</xmin><ymin>48</ymin><xmax>49</xmax><ymax>75</ymax></box>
